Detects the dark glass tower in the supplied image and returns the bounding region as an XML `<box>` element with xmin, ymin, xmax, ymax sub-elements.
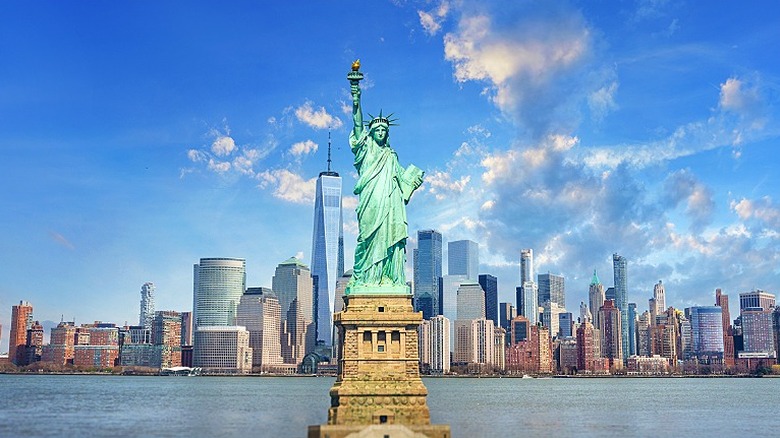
<box><xmin>413</xmin><ymin>229</ymin><xmax>442</xmax><ymax>319</ymax></box>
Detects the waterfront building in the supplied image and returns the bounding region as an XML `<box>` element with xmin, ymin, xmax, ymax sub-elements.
<box><xmin>119</xmin><ymin>326</ymin><xmax>154</xmax><ymax>367</ymax></box>
<box><xmin>599</xmin><ymin>299</ymin><xmax>623</xmax><ymax>370</ymax></box>
<box><xmin>506</xmin><ymin>324</ymin><xmax>552</xmax><ymax>374</ymax></box>
<box><xmin>153</xmin><ymin>311</ymin><xmax>182</xmax><ymax>368</ymax></box>
<box><xmin>453</xmin><ymin>318</ymin><xmax>494</xmax><ymax>370</ymax></box>
<box><xmin>139</xmin><ymin>282</ymin><xmax>155</xmax><ymax>331</ymax></box>
<box><xmin>558</xmin><ymin>337</ymin><xmax>577</xmax><ymax>373</ymax></box>
<box><xmin>626</xmin><ymin>355</ymin><xmax>670</xmax><ymax>375</ymax></box>
<box><xmin>73</xmin><ymin>324</ymin><xmax>120</xmax><ymax>368</ymax></box>
<box><xmin>448</xmin><ymin>240</ymin><xmax>479</xmax><ymax>280</ymax></box>
<box><xmin>193</xmin><ymin>326</ymin><xmax>252</xmax><ymax>373</ymax></box>
<box><xmin>714</xmin><ymin>289</ymin><xmax>735</xmax><ymax>367</ymax></box>
<box><xmin>478</xmin><ymin>274</ymin><xmax>498</xmax><ymax>325</ymax></box>
<box><xmin>272</xmin><ymin>257</ymin><xmax>314</xmax><ymax>364</ymax></box>
<box><xmin>25</xmin><ymin>321</ymin><xmax>44</xmax><ymax>364</ymax></box>
<box><xmin>538</xmin><ymin>272</ymin><xmax>565</xmax><ymax>309</ymax></box>
<box><xmin>689</xmin><ymin>306</ymin><xmax>724</xmax><ymax>364</ymax></box>
<box><xmin>418</xmin><ymin>320</ymin><xmax>431</xmax><ymax>369</ymax></box>
<box><xmin>429</xmin><ymin>315</ymin><xmax>451</xmax><ymax>374</ymax></box>
<box><xmin>739</xmin><ymin>290</ymin><xmax>775</xmax><ymax>311</ymax></box>
<box><xmin>612</xmin><ymin>253</ymin><xmax>629</xmax><ymax>364</ymax></box>
<box><xmin>588</xmin><ymin>270</ymin><xmax>605</xmax><ymax>329</ymax></box>
<box><xmin>413</xmin><ymin>229</ymin><xmax>443</xmax><ymax>319</ymax></box>
<box><xmin>42</xmin><ymin>321</ymin><xmax>76</xmax><ymax>365</ymax></box>
<box><xmin>772</xmin><ymin>308</ymin><xmax>780</xmax><ymax>364</ymax></box>
<box><xmin>740</xmin><ymin>307</ymin><xmax>776</xmax><ymax>357</ymax></box>
<box><xmin>9</xmin><ymin>301</ymin><xmax>33</xmax><ymax>366</ymax></box>
<box><xmin>310</xmin><ymin>150</ymin><xmax>344</xmax><ymax>347</ymax></box>
<box><xmin>576</xmin><ymin>320</ymin><xmax>598</xmax><ymax>373</ymax></box>
<box><xmin>192</xmin><ymin>257</ymin><xmax>246</xmax><ymax>330</ymax></box>
<box><xmin>236</xmin><ymin>287</ymin><xmax>283</xmax><ymax>370</ymax></box>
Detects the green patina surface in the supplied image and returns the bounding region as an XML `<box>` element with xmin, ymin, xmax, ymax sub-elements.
<box><xmin>345</xmin><ymin>63</ymin><xmax>423</xmax><ymax>296</ymax></box>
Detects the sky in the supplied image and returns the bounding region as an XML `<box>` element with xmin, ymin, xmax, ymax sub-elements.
<box><xmin>1</xmin><ymin>1</ymin><xmax>779</xmax><ymax>351</ymax></box>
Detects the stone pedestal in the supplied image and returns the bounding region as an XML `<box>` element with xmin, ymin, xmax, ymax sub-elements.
<box><xmin>308</xmin><ymin>294</ymin><xmax>450</xmax><ymax>438</ymax></box>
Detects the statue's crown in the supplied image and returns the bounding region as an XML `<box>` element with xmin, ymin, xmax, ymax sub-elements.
<box><xmin>366</xmin><ymin>110</ymin><xmax>398</xmax><ymax>129</ymax></box>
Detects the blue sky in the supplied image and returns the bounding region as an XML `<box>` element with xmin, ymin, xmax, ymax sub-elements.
<box><xmin>1</xmin><ymin>1</ymin><xmax>778</xmax><ymax>350</ymax></box>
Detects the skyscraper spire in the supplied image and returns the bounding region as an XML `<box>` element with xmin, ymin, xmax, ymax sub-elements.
<box><xmin>327</xmin><ymin>129</ymin><xmax>332</xmax><ymax>173</ymax></box>
<box><xmin>591</xmin><ymin>269</ymin><xmax>600</xmax><ymax>285</ymax></box>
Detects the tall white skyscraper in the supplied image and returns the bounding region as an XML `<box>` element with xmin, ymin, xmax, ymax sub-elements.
<box><xmin>272</xmin><ymin>257</ymin><xmax>314</xmax><ymax>364</ymax></box>
<box><xmin>517</xmin><ymin>249</ymin><xmax>538</xmax><ymax>325</ymax></box>
<box><xmin>139</xmin><ymin>282</ymin><xmax>155</xmax><ymax>331</ymax></box>
<box><xmin>192</xmin><ymin>258</ymin><xmax>246</xmax><ymax>330</ymax></box>
<box><xmin>448</xmin><ymin>240</ymin><xmax>479</xmax><ymax>280</ymax></box>
<box><xmin>653</xmin><ymin>280</ymin><xmax>666</xmax><ymax>315</ymax></box>
<box><xmin>310</xmin><ymin>136</ymin><xmax>344</xmax><ymax>348</ymax></box>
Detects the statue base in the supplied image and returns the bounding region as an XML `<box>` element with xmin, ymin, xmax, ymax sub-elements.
<box><xmin>309</xmin><ymin>294</ymin><xmax>449</xmax><ymax>437</ymax></box>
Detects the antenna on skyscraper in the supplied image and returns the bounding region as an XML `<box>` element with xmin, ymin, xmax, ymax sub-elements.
<box><xmin>327</xmin><ymin>128</ymin><xmax>332</xmax><ymax>172</ymax></box>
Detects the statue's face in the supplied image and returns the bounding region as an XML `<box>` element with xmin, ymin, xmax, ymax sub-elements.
<box><xmin>372</xmin><ymin>126</ymin><xmax>387</xmax><ymax>146</ymax></box>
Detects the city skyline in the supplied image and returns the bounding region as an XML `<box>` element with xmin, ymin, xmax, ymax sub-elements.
<box><xmin>2</xmin><ymin>1</ymin><xmax>779</xmax><ymax>351</ymax></box>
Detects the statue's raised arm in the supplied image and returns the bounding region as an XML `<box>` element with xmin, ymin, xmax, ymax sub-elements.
<box><xmin>349</xmin><ymin>60</ymin><xmax>363</xmax><ymax>140</ymax></box>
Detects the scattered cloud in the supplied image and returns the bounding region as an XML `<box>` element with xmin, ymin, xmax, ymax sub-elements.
<box><xmin>49</xmin><ymin>231</ymin><xmax>75</xmax><ymax>250</ymax></box>
<box><xmin>418</xmin><ymin>1</ymin><xmax>450</xmax><ymax>36</ymax></box>
<box><xmin>211</xmin><ymin>135</ymin><xmax>236</xmax><ymax>156</ymax></box>
<box><xmin>295</xmin><ymin>101</ymin><xmax>343</xmax><ymax>130</ymax></box>
<box><xmin>256</xmin><ymin>169</ymin><xmax>316</xmax><ymax>204</ymax></box>
<box><xmin>425</xmin><ymin>170</ymin><xmax>470</xmax><ymax>200</ymax></box>
<box><xmin>588</xmin><ymin>81</ymin><xmax>619</xmax><ymax>122</ymax></box>
<box><xmin>289</xmin><ymin>139</ymin><xmax>318</xmax><ymax>157</ymax></box>
<box><xmin>442</xmin><ymin>3</ymin><xmax>600</xmax><ymax>135</ymax></box>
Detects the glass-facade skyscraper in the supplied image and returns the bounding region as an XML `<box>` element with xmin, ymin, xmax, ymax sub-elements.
<box><xmin>612</xmin><ymin>253</ymin><xmax>629</xmax><ymax>363</ymax></box>
<box><xmin>537</xmin><ymin>272</ymin><xmax>565</xmax><ymax>308</ymax></box>
<box><xmin>448</xmin><ymin>240</ymin><xmax>479</xmax><ymax>280</ymax></box>
<box><xmin>478</xmin><ymin>274</ymin><xmax>498</xmax><ymax>324</ymax></box>
<box><xmin>689</xmin><ymin>306</ymin><xmax>724</xmax><ymax>363</ymax></box>
<box><xmin>518</xmin><ymin>249</ymin><xmax>538</xmax><ymax>325</ymax></box>
<box><xmin>414</xmin><ymin>229</ymin><xmax>442</xmax><ymax>319</ymax></box>
<box><xmin>311</xmin><ymin>164</ymin><xmax>344</xmax><ymax>347</ymax></box>
<box><xmin>192</xmin><ymin>258</ymin><xmax>246</xmax><ymax>330</ymax></box>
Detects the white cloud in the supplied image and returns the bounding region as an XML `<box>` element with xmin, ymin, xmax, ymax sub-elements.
<box><xmin>211</xmin><ymin>135</ymin><xmax>236</xmax><ymax>156</ymax></box>
<box><xmin>289</xmin><ymin>139</ymin><xmax>318</xmax><ymax>157</ymax></box>
<box><xmin>425</xmin><ymin>170</ymin><xmax>470</xmax><ymax>200</ymax></box>
<box><xmin>588</xmin><ymin>81</ymin><xmax>619</xmax><ymax>121</ymax></box>
<box><xmin>719</xmin><ymin>77</ymin><xmax>761</xmax><ymax>115</ymax></box>
<box><xmin>295</xmin><ymin>101</ymin><xmax>343</xmax><ymax>130</ymax></box>
<box><xmin>187</xmin><ymin>149</ymin><xmax>207</xmax><ymax>162</ymax></box>
<box><xmin>418</xmin><ymin>1</ymin><xmax>450</xmax><ymax>36</ymax></box>
<box><xmin>731</xmin><ymin>197</ymin><xmax>780</xmax><ymax>228</ymax></box>
<box><xmin>49</xmin><ymin>231</ymin><xmax>75</xmax><ymax>250</ymax></box>
<box><xmin>256</xmin><ymin>169</ymin><xmax>316</xmax><ymax>204</ymax></box>
<box><xmin>207</xmin><ymin>159</ymin><xmax>231</xmax><ymax>173</ymax></box>
<box><xmin>342</xmin><ymin>196</ymin><xmax>358</xmax><ymax>210</ymax></box>
<box><xmin>442</xmin><ymin>6</ymin><xmax>593</xmax><ymax>134</ymax></box>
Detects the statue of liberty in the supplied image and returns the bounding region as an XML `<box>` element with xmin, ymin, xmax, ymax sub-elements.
<box><xmin>346</xmin><ymin>61</ymin><xmax>424</xmax><ymax>294</ymax></box>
